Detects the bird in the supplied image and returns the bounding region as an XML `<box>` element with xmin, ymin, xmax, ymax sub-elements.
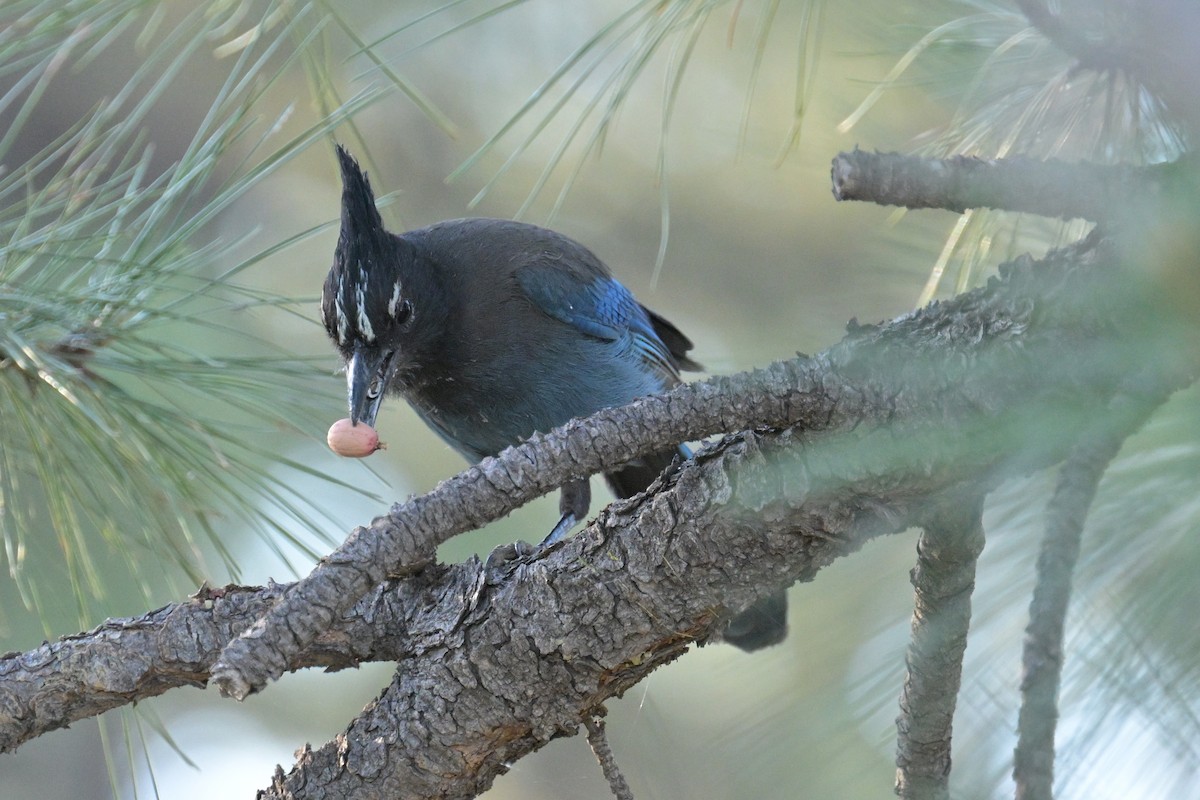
<box><xmin>321</xmin><ymin>145</ymin><xmax>786</xmax><ymax>651</ymax></box>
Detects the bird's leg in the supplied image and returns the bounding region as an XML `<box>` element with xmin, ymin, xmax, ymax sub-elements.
<box><xmin>485</xmin><ymin>480</ymin><xmax>590</xmax><ymax>571</ymax></box>
<box><xmin>544</xmin><ymin>479</ymin><xmax>591</xmax><ymax>545</ymax></box>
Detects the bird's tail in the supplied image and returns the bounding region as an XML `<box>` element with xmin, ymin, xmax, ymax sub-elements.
<box><xmin>604</xmin><ymin>446</ymin><xmax>788</xmax><ymax>652</ymax></box>
<box><xmin>721</xmin><ymin>589</ymin><xmax>788</xmax><ymax>651</ymax></box>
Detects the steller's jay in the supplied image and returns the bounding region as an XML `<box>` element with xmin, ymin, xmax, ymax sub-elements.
<box><xmin>321</xmin><ymin>145</ymin><xmax>786</xmax><ymax>651</ymax></box>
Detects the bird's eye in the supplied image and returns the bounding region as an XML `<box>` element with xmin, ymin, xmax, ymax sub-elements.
<box><xmin>367</xmin><ymin>374</ymin><xmax>383</xmax><ymax>399</ymax></box>
<box><xmin>396</xmin><ymin>299</ymin><xmax>414</xmax><ymax>326</ymax></box>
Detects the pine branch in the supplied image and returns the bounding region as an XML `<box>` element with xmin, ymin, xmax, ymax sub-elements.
<box><xmin>831</xmin><ymin>150</ymin><xmax>1175</xmax><ymax>222</ymax></box>
<box><xmin>210</xmin><ymin>218</ymin><xmax>1147</xmax><ymax>701</ymax></box>
<box><xmin>1013</xmin><ymin>387</ymin><xmax>1168</xmax><ymax>800</ymax></box>
<box><xmin>894</xmin><ymin>493</ymin><xmax>986</xmax><ymax>800</ymax></box>
<box><xmin>1</xmin><ymin>218</ymin><xmax>1195</xmax><ymax>794</ymax></box>
<box><xmin>585</xmin><ymin>713</ymin><xmax>636</xmax><ymax>800</ymax></box>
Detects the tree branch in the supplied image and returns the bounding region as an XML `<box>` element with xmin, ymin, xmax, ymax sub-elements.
<box><xmin>4</xmin><ymin>226</ymin><xmax>1195</xmax><ymax>796</ymax></box>
<box><xmin>213</xmin><ymin>216</ymin><xmax>1168</xmax><ymax>702</ymax></box>
<box><xmin>831</xmin><ymin>150</ymin><xmax>1171</xmax><ymax>222</ymax></box>
<box><xmin>252</xmin><ymin>228</ymin><xmax>1198</xmax><ymax>797</ymax></box>
<box><xmin>0</xmin><ymin>582</ymin><xmax>406</xmax><ymax>753</ymax></box>
<box><xmin>585</xmin><ymin>713</ymin><xmax>635</xmax><ymax>800</ymax></box>
<box><xmin>1013</xmin><ymin>387</ymin><xmax>1166</xmax><ymax>800</ymax></box>
<box><xmin>894</xmin><ymin>493</ymin><xmax>986</xmax><ymax>800</ymax></box>
<box><xmin>209</xmin><ymin>355</ymin><xmax>834</xmax><ymax>700</ymax></box>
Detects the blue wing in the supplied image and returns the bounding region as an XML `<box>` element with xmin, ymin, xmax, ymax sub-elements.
<box><xmin>516</xmin><ymin>266</ymin><xmax>682</xmax><ymax>385</ymax></box>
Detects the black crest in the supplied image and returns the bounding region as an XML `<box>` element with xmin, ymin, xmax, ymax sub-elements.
<box><xmin>322</xmin><ymin>146</ymin><xmax>412</xmax><ymax>350</ymax></box>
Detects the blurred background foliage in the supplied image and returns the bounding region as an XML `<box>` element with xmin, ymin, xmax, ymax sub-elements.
<box><xmin>0</xmin><ymin>0</ymin><xmax>1196</xmax><ymax>798</ymax></box>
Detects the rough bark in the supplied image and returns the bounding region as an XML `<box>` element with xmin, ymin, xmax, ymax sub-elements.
<box><xmin>4</xmin><ymin>223</ymin><xmax>1194</xmax><ymax>798</ymax></box>
<box><xmin>831</xmin><ymin>151</ymin><xmax>1174</xmax><ymax>223</ymax></box>
<box><xmin>212</xmin><ymin>210</ymin><xmax>1176</xmax><ymax>703</ymax></box>
<box><xmin>1012</xmin><ymin>391</ymin><xmax>1163</xmax><ymax>800</ymax></box>
<box><xmin>894</xmin><ymin>495</ymin><xmax>986</xmax><ymax>800</ymax></box>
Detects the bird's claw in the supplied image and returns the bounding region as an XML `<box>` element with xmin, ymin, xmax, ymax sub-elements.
<box><xmin>484</xmin><ymin>539</ymin><xmax>539</xmax><ymax>574</ymax></box>
<box><xmin>483</xmin><ymin>514</ymin><xmax>574</xmax><ymax>578</ymax></box>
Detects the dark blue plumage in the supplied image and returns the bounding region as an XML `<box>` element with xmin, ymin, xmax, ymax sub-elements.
<box><xmin>322</xmin><ymin>145</ymin><xmax>786</xmax><ymax>651</ymax></box>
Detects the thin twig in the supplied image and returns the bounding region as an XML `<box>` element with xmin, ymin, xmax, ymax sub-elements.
<box><xmin>832</xmin><ymin>150</ymin><xmax>1172</xmax><ymax>222</ymax></box>
<box><xmin>1013</xmin><ymin>389</ymin><xmax>1167</xmax><ymax>800</ymax></box>
<box><xmin>584</xmin><ymin>712</ymin><xmax>635</xmax><ymax>800</ymax></box>
<box><xmin>894</xmin><ymin>493</ymin><xmax>986</xmax><ymax>800</ymax></box>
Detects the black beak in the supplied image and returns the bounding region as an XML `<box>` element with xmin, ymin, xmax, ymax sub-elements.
<box><xmin>347</xmin><ymin>345</ymin><xmax>393</xmax><ymax>428</ymax></box>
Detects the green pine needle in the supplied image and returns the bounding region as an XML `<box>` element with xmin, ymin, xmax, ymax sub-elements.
<box><xmin>0</xmin><ymin>0</ymin><xmax>442</xmax><ymax>634</ymax></box>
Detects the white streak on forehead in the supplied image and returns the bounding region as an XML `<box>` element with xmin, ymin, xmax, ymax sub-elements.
<box><xmin>355</xmin><ymin>268</ymin><xmax>375</xmax><ymax>342</ymax></box>
<box><xmin>352</xmin><ymin>286</ymin><xmax>372</xmax><ymax>343</ymax></box>
<box><xmin>387</xmin><ymin>279</ymin><xmax>402</xmax><ymax>318</ymax></box>
<box><xmin>335</xmin><ymin>280</ymin><xmax>349</xmax><ymax>345</ymax></box>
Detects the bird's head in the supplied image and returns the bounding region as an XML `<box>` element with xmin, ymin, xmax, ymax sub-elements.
<box><xmin>322</xmin><ymin>146</ymin><xmax>441</xmax><ymax>428</ymax></box>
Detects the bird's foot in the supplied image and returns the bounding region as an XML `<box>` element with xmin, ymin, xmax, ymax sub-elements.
<box><xmin>484</xmin><ymin>539</ymin><xmax>539</xmax><ymax>574</ymax></box>
<box><xmin>482</xmin><ymin>510</ymin><xmax>580</xmax><ymax>580</ymax></box>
